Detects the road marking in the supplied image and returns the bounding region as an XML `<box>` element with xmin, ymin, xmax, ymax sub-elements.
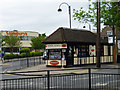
<box><xmin>70</xmin><ymin>74</ymin><xmax>113</xmax><ymax>81</ymax></box>
<box><xmin>92</xmin><ymin>83</ymin><xmax>108</xmax><ymax>86</ymax></box>
<box><xmin>2</xmin><ymin>69</ymin><xmax>8</xmax><ymax>73</ymax></box>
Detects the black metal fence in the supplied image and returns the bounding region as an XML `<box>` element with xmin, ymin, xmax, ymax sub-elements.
<box><xmin>3</xmin><ymin>56</ymin><xmax>46</xmax><ymax>71</ymax></box>
<box><xmin>1</xmin><ymin>68</ymin><xmax>120</xmax><ymax>90</ymax></box>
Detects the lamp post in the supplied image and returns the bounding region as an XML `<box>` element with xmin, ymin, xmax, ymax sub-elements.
<box><xmin>57</xmin><ymin>2</ymin><xmax>71</xmax><ymax>29</ymax></box>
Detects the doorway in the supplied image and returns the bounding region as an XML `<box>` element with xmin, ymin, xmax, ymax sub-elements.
<box><xmin>66</xmin><ymin>45</ymin><xmax>74</xmax><ymax>67</ymax></box>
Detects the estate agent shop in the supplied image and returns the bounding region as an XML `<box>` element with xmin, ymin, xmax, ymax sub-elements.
<box><xmin>43</xmin><ymin>27</ymin><xmax>113</xmax><ymax>67</ymax></box>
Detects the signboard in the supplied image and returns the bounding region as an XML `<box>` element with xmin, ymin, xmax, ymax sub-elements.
<box><xmin>107</xmin><ymin>31</ymin><xmax>112</xmax><ymax>36</ymax></box>
<box><xmin>50</xmin><ymin>60</ymin><xmax>59</xmax><ymax>65</ymax></box>
<box><xmin>89</xmin><ymin>46</ymin><xmax>95</xmax><ymax>56</ymax></box>
<box><xmin>46</xmin><ymin>44</ymin><xmax>67</xmax><ymax>49</ymax></box>
<box><xmin>6</xmin><ymin>31</ymin><xmax>27</xmax><ymax>36</ymax></box>
<box><xmin>108</xmin><ymin>37</ymin><xmax>113</xmax><ymax>43</ymax></box>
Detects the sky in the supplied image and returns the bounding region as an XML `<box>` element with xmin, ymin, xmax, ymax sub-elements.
<box><xmin>0</xmin><ymin>0</ymin><xmax>96</xmax><ymax>36</ymax></box>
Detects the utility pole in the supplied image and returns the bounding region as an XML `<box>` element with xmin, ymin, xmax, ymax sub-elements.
<box><xmin>114</xmin><ymin>1</ymin><xmax>120</xmax><ymax>64</ymax></box>
<box><xmin>96</xmin><ymin>0</ymin><xmax>101</xmax><ymax>68</ymax></box>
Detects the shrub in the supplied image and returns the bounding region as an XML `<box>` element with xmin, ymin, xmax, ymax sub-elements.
<box><xmin>14</xmin><ymin>54</ymin><xmax>19</xmax><ymax>58</ymax></box>
<box><xmin>20</xmin><ymin>53</ymin><xmax>27</xmax><ymax>57</ymax></box>
<box><xmin>30</xmin><ymin>52</ymin><xmax>35</xmax><ymax>57</ymax></box>
<box><xmin>19</xmin><ymin>48</ymin><xmax>30</xmax><ymax>54</ymax></box>
<box><xmin>4</xmin><ymin>53</ymin><xmax>14</xmax><ymax>59</ymax></box>
<box><xmin>34</xmin><ymin>51</ymin><xmax>43</xmax><ymax>56</ymax></box>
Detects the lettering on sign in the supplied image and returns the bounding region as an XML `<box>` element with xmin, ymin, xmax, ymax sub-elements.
<box><xmin>6</xmin><ymin>31</ymin><xmax>27</xmax><ymax>36</ymax></box>
<box><xmin>46</xmin><ymin>44</ymin><xmax>67</xmax><ymax>49</ymax></box>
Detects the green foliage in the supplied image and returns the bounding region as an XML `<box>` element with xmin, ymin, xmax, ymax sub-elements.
<box><xmin>73</xmin><ymin>1</ymin><xmax>120</xmax><ymax>28</ymax></box>
<box><xmin>30</xmin><ymin>52</ymin><xmax>35</xmax><ymax>57</ymax></box>
<box><xmin>4</xmin><ymin>51</ymin><xmax>44</xmax><ymax>59</ymax></box>
<box><xmin>4</xmin><ymin>34</ymin><xmax>22</xmax><ymax>53</ymax></box>
<box><xmin>19</xmin><ymin>48</ymin><xmax>30</xmax><ymax>54</ymax></box>
<box><xmin>34</xmin><ymin>51</ymin><xmax>43</xmax><ymax>56</ymax></box>
<box><xmin>13</xmin><ymin>54</ymin><xmax>20</xmax><ymax>58</ymax></box>
<box><xmin>20</xmin><ymin>53</ymin><xmax>27</xmax><ymax>57</ymax></box>
<box><xmin>4</xmin><ymin>53</ymin><xmax>14</xmax><ymax>59</ymax></box>
<box><xmin>0</xmin><ymin>32</ymin><xmax>2</xmax><ymax>47</ymax></box>
<box><xmin>31</xmin><ymin>33</ymin><xmax>46</xmax><ymax>50</ymax></box>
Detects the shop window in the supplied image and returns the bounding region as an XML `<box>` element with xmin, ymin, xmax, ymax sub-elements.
<box><xmin>49</xmin><ymin>49</ymin><xmax>61</xmax><ymax>60</ymax></box>
<box><xmin>28</xmin><ymin>36</ymin><xmax>31</xmax><ymax>40</ymax></box>
<box><xmin>20</xmin><ymin>36</ymin><xmax>22</xmax><ymax>40</ymax></box>
<box><xmin>78</xmin><ymin>45</ymin><xmax>89</xmax><ymax>57</ymax></box>
<box><xmin>24</xmin><ymin>36</ymin><xmax>28</xmax><ymax>40</ymax></box>
<box><xmin>100</xmin><ymin>45</ymin><xmax>104</xmax><ymax>56</ymax></box>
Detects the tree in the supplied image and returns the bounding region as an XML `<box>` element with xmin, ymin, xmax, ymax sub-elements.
<box><xmin>4</xmin><ymin>35</ymin><xmax>22</xmax><ymax>53</ymax></box>
<box><xmin>31</xmin><ymin>33</ymin><xmax>46</xmax><ymax>51</ymax></box>
<box><xmin>73</xmin><ymin>1</ymin><xmax>120</xmax><ymax>28</ymax></box>
<box><xmin>73</xmin><ymin>0</ymin><xmax>120</xmax><ymax>63</ymax></box>
<box><xmin>0</xmin><ymin>32</ymin><xmax>2</xmax><ymax>58</ymax></box>
<box><xmin>0</xmin><ymin>32</ymin><xmax>2</xmax><ymax>48</ymax></box>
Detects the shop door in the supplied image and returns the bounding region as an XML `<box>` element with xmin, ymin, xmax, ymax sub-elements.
<box><xmin>67</xmin><ymin>45</ymin><xmax>74</xmax><ymax>66</ymax></box>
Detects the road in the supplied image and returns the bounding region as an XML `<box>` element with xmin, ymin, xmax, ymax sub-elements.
<box><xmin>1</xmin><ymin>59</ymin><xmax>120</xmax><ymax>89</ymax></box>
<box><xmin>1</xmin><ymin>73</ymin><xmax>120</xmax><ymax>89</ymax></box>
<box><xmin>1</xmin><ymin>68</ymin><xmax>120</xmax><ymax>89</ymax></box>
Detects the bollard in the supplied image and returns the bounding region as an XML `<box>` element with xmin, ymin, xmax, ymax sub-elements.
<box><xmin>88</xmin><ymin>68</ymin><xmax>91</xmax><ymax>90</ymax></box>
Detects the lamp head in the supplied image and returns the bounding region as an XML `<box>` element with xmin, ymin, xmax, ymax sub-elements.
<box><xmin>58</xmin><ymin>8</ymin><xmax>62</xmax><ymax>12</ymax></box>
<box><xmin>83</xmin><ymin>26</ymin><xmax>86</xmax><ymax>28</ymax></box>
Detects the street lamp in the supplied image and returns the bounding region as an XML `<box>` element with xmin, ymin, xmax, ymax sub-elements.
<box><xmin>57</xmin><ymin>2</ymin><xmax>71</xmax><ymax>29</ymax></box>
<box><xmin>83</xmin><ymin>24</ymin><xmax>91</xmax><ymax>31</ymax></box>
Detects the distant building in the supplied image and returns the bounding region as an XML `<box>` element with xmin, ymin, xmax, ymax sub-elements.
<box><xmin>101</xmin><ymin>26</ymin><xmax>120</xmax><ymax>52</ymax></box>
<box><xmin>1</xmin><ymin>30</ymin><xmax>39</xmax><ymax>53</ymax></box>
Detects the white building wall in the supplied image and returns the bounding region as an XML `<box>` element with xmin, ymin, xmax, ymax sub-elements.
<box><xmin>118</xmin><ymin>40</ymin><xmax>120</xmax><ymax>49</ymax></box>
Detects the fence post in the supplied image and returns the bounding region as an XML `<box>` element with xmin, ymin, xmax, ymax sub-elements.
<box><xmin>88</xmin><ymin>68</ymin><xmax>91</xmax><ymax>90</ymax></box>
<box><xmin>34</xmin><ymin>57</ymin><xmax>35</xmax><ymax>66</ymax></box>
<box><xmin>27</xmin><ymin>57</ymin><xmax>29</xmax><ymax>67</ymax></box>
<box><xmin>39</xmin><ymin>56</ymin><xmax>41</xmax><ymax>64</ymax></box>
<box><xmin>47</xmin><ymin>71</ymin><xmax>50</xmax><ymax>90</ymax></box>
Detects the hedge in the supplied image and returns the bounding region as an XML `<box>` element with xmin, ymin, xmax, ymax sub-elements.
<box><xmin>4</xmin><ymin>51</ymin><xmax>44</xmax><ymax>59</ymax></box>
<box><xmin>19</xmin><ymin>48</ymin><xmax>30</xmax><ymax>54</ymax></box>
<box><xmin>4</xmin><ymin>53</ymin><xmax>14</xmax><ymax>59</ymax></box>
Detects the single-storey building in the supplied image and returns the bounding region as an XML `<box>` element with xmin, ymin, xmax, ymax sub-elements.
<box><xmin>43</xmin><ymin>27</ymin><xmax>113</xmax><ymax>67</ymax></box>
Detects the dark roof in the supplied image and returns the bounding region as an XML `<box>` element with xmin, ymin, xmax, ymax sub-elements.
<box><xmin>43</xmin><ymin>27</ymin><xmax>107</xmax><ymax>44</ymax></box>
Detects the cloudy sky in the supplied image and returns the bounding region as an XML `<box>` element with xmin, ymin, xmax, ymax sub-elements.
<box><xmin>0</xmin><ymin>0</ymin><xmax>95</xmax><ymax>36</ymax></box>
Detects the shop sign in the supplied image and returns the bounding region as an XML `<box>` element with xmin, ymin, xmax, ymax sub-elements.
<box><xmin>46</xmin><ymin>44</ymin><xmax>67</xmax><ymax>49</ymax></box>
<box><xmin>50</xmin><ymin>60</ymin><xmax>59</xmax><ymax>65</ymax></box>
<box><xmin>6</xmin><ymin>31</ymin><xmax>27</xmax><ymax>36</ymax></box>
<box><xmin>89</xmin><ymin>46</ymin><xmax>95</xmax><ymax>56</ymax></box>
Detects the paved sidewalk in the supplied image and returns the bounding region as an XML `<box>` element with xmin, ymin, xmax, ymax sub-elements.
<box><xmin>9</xmin><ymin>63</ymin><xmax>120</xmax><ymax>71</ymax></box>
<box><xmin>6</xmin><ymin>63</ymin><xmax>120</xmax><ymax>76</ymax></box>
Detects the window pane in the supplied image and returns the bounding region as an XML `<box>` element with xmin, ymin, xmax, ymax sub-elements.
<box><xmin>49</xmin><ymin>49</ymin><xmax>61</xmax><ymax>60</ymax></box>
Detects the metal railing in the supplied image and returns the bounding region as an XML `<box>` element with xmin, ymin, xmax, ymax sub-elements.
<box><xmin>3</xmin><ymin>56</ymin><xmax>46</xmax><ymax>71</ymax></box>
<box><xmin>0</xmin><ymin>68</ymin><xmax>120</xmax><ymax>90</ymax></box>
